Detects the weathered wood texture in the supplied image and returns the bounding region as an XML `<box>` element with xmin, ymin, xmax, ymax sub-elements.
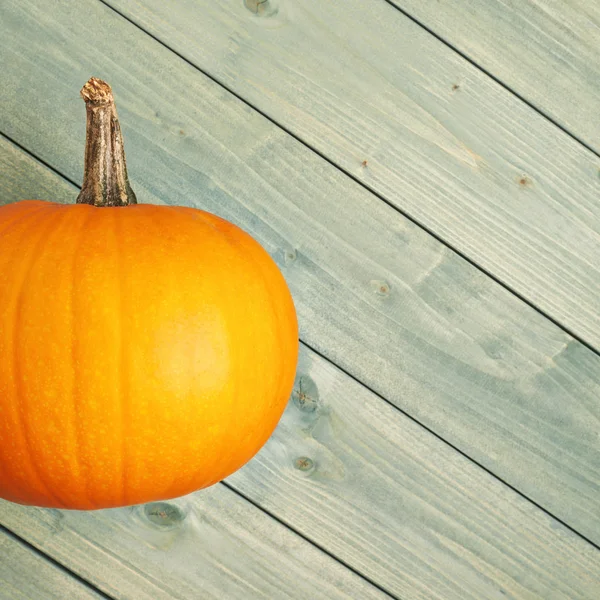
<box><xmin>3</xmin><ymin>139</ymin><xmax>600</xmax><ymax>599</ymax></box>
<box><xmin>106</xmin><ymin>0</ymin><xmax>600</xmax><ymax>350</ymax></box>
<box><xmin>390</xmin><ymin>0</ymin><xmax>600</xmax><ymax>154</ymax></box>
<box><xmin>1</xmin><ymin>0</ymin><xmax>599</xmax><ymax>549</ymax></box>
<box><xmin>0</xmin><ymin>140</ymin><xmax>73</xmax><ymax>206</ymax></box>
<box><xmin>0</xmin><ymin>528</ymin><xmax>104</xmax><ymax>600</ymax></box>
<box><xmin>0</xmin><ymin>489</ymin><xmax>387</xmax><ymax>600</ymax></box>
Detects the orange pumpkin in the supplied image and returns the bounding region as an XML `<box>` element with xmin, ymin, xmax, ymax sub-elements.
<box><xmin>0</xmin><ymin>78</ymin><xmax>298</xmax><ymax>509</ymax></box>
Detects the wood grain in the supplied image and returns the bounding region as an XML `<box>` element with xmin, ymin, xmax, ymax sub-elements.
<box><xmin>0</xmin><ymin>138</ymin><xmax>73</xmax><ymax>205</ymax></box>
<box><xmin>0</xmin><ymin>529</ymin><xmax>104</xmax><ymax>600</ymax></box>
<box><xmin>390</xmin><ymin>0</ymin><xmax>600</xmax><ymax>154</ymax></box>
<box><xmin>0</xmin><ymin>488</ymin><xmax>387</xmax><ymax>600</ymax></box>
<box><xmin>1</xmin><ymin>0</ymin><xmax>599</xmax><ymax>554</ymax></box>
<box><xmin>104</xmin><ymin>0</ymin><xmax>600</xmax><ymax>351</ymax></box>
<box><xmin>2</xmin><ymin>138</ymin><xmax>600</xmax><ymax>600</ymax></box>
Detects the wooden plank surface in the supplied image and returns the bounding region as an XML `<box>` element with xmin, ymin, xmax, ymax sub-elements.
<box><xmin>0</xmin><ymin>490</ymin><xmax>388</xmax><ymax>600</ymax></box>
<box><xmin>0</xmin><ymin>158</ymin><xmax>388</xmax><ymax>600</ymax></box>
<box><xmin>390</xmin><ymin>0</ymin><xmax>600</xmax><ymax>154</ymax></box>
<box><xmin>1</xmin><ymin>0</ymin><xmax>599</xmax><ymax>548</ymax></box>
<box><xmin>2</xmin><ymin>142</ymin><xmax>600</xmax><ymax>600</ymax></box>
<box><xmin>0</xmin><ymin>528</ymin><xmax>104</xmax><ymax>600</ymax></box>
<box><xmin>105</xmin><ymin>0</ymin><xmax>600</xmax><ymax>351</ymax></box>
<box><xmin>0</xmin><ymin>137</ymin><xmax>600</xmax><ymax>600</ymax></box>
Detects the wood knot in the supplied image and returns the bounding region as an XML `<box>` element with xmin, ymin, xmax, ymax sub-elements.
<box><xmin>143</xmin><ymin>502</ymin><xmax>186</xmax><ymax>529</ymax></box>
<box><xmin>294</xmin><ymin>457</ymin><xmax>315</xmax><ymax>472</ymax></box>
<box><xmin>80</xmin><ymin>77</ymin><xmax>113</xmax><ymax>105</ymax></box>
<box><xmin>293</xmin><ymin>376</ymin><xmax>320</xmax><ymax>413</ymax></box>
<box><xmin>370</xmin><ymin>279</ymin><xmax>391</xmax><ymax>297</ymax></box>
<box><xmin>517</xmin><ymin>174</ymin><xmax>532</xmax><ymax>188</ymax></box>
<box><xmin>284</xmin><ymin>248</ymin><xmax>297</xmax><ymax>264</ymax></box>
<box><xmin>244</xmin><ymin>0</ymin><xmax>278</xmax><ymax>17</ymax></box>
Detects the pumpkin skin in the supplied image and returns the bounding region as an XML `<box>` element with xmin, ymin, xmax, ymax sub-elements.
<box><xmin>0</xmin><ymin>199</ymin><xmax>298</xmax><ymax>509</ymax></box>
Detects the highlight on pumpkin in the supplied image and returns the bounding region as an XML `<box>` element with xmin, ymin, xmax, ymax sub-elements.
<box><xmin>0</xmin><ymin>78</ymin><xmax>299</xmax><ymax>510</ymax></box>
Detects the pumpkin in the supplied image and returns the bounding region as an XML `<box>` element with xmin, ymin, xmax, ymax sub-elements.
<box><xmin>0</xmin><ymin>78</ymin><xmax>298</xmax><ymax>510</ymax></box>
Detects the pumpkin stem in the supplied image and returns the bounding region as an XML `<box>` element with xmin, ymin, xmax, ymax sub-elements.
<box><xmin>76</xmin><ymin>77</ymin><xmax>137</xmax><ymax>207</ymax></box>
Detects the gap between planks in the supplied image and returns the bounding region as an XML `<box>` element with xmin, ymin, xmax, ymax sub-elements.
<box><xmin>381</xmin><ymin>0</ymin><xmax>600</xmax><ymax>161</ymax></box>
<box><xmin>2</xmin><ymin>1</ymin><xmax>596</xmax><ymax>584</ymax></box>
<box><xmin>0</xmin><ymin>523</ymin><xmax>115</xmax><ymax>600</ymax></box>
<box><xmin>0</xmin><ymin>133</ymin><xmax>397</xmax><ymax>599</ymax></box>
<box><xmin>221</xmin><ymin>482</ymin><xmax>399</xmax><ymax>600</ymax></box>
<box><xmin>97</xmin><ymin>0</ymin><xmax>600</xmax><ymax>363</ymax></box>
<box><xmin>5</xmin><ymin>130</ymin><xmax>599</xmax><ymax>557</ymax></box>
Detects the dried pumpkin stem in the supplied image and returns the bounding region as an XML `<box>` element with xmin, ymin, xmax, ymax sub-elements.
<box><xmin>76</xmin><ymin>77</ymin><xmax>137</xmax><ymax>207</ymax></box>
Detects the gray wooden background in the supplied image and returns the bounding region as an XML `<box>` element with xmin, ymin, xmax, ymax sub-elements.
<box><xmin>1</xmin><ymin>1</ymin><xmax>599</xmax><ymax>598</ymax></box>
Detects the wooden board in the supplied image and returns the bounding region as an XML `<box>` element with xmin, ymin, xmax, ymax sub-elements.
<box><xmin>389</xmin><ymin>0</ymin><xmax>600</xmax><ymax>154</ymax></box>
<box><xmin>104</xmin><ymin>0</ymin><xmax>600</xmax><ymax>351</ymax></box>
<box><xmin>1</xmin><ymin>1</ymin><xmax>599</xmax><ymax>548</ymax></box>
<box><xmin>2</xmin><ymin>139</ymin><xmax>600</xmax><ymax>600</ymax></box>
<box><xmin>0</xmin><ymin>138</ymin><xmax>73</xmax><ymax>206</ymax></box>
<box><xmin>0</xmin><ymin>489</ymin><xmax>387</xmax><ymax>600</ymax></box>
<box><xmin>0</xmin><ymin>528</ymin><xmax>104</xmax><ymax>600</ymax></box>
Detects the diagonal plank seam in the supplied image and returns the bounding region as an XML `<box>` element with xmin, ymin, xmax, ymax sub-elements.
<box><xmin>4</xmin><ymin>138</ymin><xmax>600</xmax><ymax>562</ymax></box>
<box><xmin>221</xmin><ymin>481</ymin><xmax>401</xmax><ymax>600</ymax></box>
<box><xmin>0</xmin><ymin>523</ymin><xmax>116</xmax><ymax>600</ymax></box>
<box><xmin>4</xmin><ymin>121</ymin><xmax>600</xmax><ymax>556</ymax></box>
<box><xmin>0</xmin><ymin>134</ymin><xmax>398</xmax><ymax>598</ymax></box>
<box><xmin>298</xmin><ymin>338</ymin><xmax>600</xmax><ymax>552</ymax></box>
<box><xmin>3</xmin><ymin>133</ymin><xmax>599</xmax><ymax>596</ymax></box>
<box><xmin>381</xmin><ymin>0</ymin><xmax>600</xmax><ymax>161</ymax></box>
<box><xmin>97</xmin><ymin>0</ymin><xmax>600</xmax><ymax>360</ymax></box>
